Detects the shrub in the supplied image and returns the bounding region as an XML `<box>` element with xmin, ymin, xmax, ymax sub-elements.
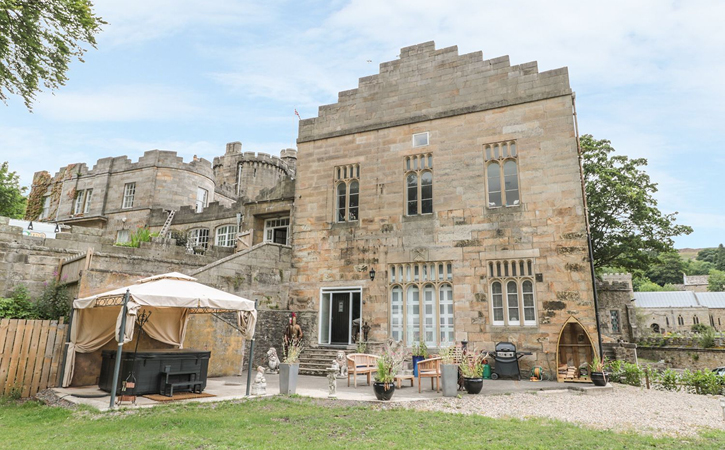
<box><xmin>681</xmin><ymin>369</ymin><xmax>722</xmax><ymax>395</ymax></box>
<box><xmin>659</xmin><ymin>369</ymin><xmax>680</xmax><ymax>391</ymax></box>
<box><xmin>698</xmin><ymin>327</ymin><xmax>716</xmax><ymax>348</ymax></box>
<box><xmin>35</xmin><ymin>280</ymin><xmax>71</xmax><ymax>320</ymax></box>
<box><xmin>692</xmin><ymin>323</ymin><xmax>711</xmax><ymax>334</ymax></box>
<box><xmin>0</xmin><ymin>286</ymin><xmax>38</xmax><ymax>319</ymax></box>
<box><xmin>606</xmin><ymin>360</ymin><xmax>643</xmax><ymax>386</ymax></box>
<box><xmin>115</xmin><ymin>226</ymin><xmax>158</xmax><ymax>248</ymax></box>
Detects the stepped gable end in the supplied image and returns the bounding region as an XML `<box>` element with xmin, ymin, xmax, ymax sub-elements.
<box><xmin>298</xmin><ymin>41</ymin><xmax>571</xmax><ymax>142</ymax></box>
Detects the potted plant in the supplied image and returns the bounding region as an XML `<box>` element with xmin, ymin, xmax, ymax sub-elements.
<box><xmin>279</xmin><ymin>337</ymin><xmax>303</xmax><ymax>394</ymax></box>
<box><xmin>439</xmin><ymin>346</ymin><xmax>459</xmax><ymax>397</ymax></box>
<box><xmin>589</xmin><ymin>354</ymin><xmax>608</xmax><ymax>386</ymax></box>
<box><xmin>459</xmin><ymin>349</ymin><xmax>485</xmax><ymax>394</ymax></box>
<box><xmin>373</xmin><ymin>340</ymin><xmax>406</xmax><ymax>401</ymax></box>
<box><xmin>411</xmin><ymin>341</ymin><xmax>428</xmax><ymax>377</ymax></box>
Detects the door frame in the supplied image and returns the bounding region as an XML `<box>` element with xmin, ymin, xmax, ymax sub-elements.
<box><xmin>319</xmin><ymin>286</ymin><xmax>363</xmax><ymax>346</ymax></box>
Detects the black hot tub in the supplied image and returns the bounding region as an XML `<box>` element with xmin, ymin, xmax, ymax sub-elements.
<box><xmin>99</xmin><ymin>349</ymin><xmax>211</xmax><ymax>395</ymax></box>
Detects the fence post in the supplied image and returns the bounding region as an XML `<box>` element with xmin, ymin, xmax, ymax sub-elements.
<box><xmin>645</xmin><ymin>369</ymin><xmax>650</xmax><ymax>390</ymax></box>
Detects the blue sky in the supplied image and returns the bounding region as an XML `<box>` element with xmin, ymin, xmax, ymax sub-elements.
<box><xmin>1</xmin><ymin>1</ymin><xmax>722</xmax><ymax>249</ymax></box>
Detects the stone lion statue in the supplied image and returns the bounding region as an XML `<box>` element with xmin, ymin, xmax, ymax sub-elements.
<box><xmin>267</xmin><ymin>347</ymin><xmax>280</xmax><ymax>374</ymax></box>
<box><xmin>336</xmin><ymin>350</ymin><xmax>347</xmax><ymax>378</ymax></box>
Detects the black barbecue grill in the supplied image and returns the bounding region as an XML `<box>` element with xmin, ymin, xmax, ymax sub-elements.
<box><xmin>489</xmin><ymin>342</ymin><xmax>531</xmax><ymax>380</ymax></box>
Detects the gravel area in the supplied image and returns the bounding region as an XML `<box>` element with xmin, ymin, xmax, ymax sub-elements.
<box><xmin>406</xmin><ymin>384</ymin><xmax>725</xmax><ymax>437</ymax></box>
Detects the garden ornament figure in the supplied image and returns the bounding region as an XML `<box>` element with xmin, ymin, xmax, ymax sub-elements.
<box><xmin>336</xmin><ymin>351</ymin><xmax>348</xmax><ymax>378</ymax></box>
<box><xmin>266</xmin><ymin>347</ymin><xmax>280</xmax><ymax>373</ymax></box>
<box><xmin>251</xmin><ymin>366</ymin><xmax>267</xmax><ymax>396</ymax></box>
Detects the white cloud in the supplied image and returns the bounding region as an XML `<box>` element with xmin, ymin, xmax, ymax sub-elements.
<box><xmin>33</xmin><ymin>85</ymin><xmax>205</xmax><ymax>122</ymax></box>
<box><xmin>94</xmin><ymin>0</ymin><xmax>274</xmax><ymax>46</ymax></box>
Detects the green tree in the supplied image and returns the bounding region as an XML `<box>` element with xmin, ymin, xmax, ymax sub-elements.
<box><xmin>708</xmin><ymin>269</ymin><xmax>725</xmax><ymax>292</ymax></box>
<box><xmin>0</xmin><ymin>1</ymin><xmax>105</xmax><ymax>109</ymax></box>
<box><xmin>716</xmin><ymin>244</ymin><xmax>725</xmax><ymax>271</ymax></box>
<box><xmin>646</xmin><ymin>252</ymin><xmax>686</xmax><ymax>286</ymax></box>
<box><xmin>581</xmin><ymin>134</ymin><xmax>692</xmax><ymax>271</ymax></box>
<box><xmin>685</xmin><ymin>258</ymin><xmax>715</xmax><ymax>276</ymax></box>
<box><xmin>696</xmin><ymin>247</ymin><xmax>718</xmax><ymax>264</ymax></box>
<box><xmin>0</xmin><ymin>161</ymin><xmax>26</xmax><ymax>218</ymax></box>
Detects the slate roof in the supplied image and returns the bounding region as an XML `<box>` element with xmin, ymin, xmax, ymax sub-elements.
<box><xmin>633</xmin><ymin>291</ymin><xmax>699</xmax><ymax>308</ymax></box>
<box><xmin>633</xmin><ymin>291</ymin><xmax>725</xmax><ymax>309</ymax></box>
<box><xmin>695</xmin><ymin>292</ymin><xmax>725</xmax><ymax>309</ymax></box>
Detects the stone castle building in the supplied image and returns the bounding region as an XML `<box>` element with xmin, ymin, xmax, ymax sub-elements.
<box><xmin>10</xmin><ymin>41</ymin><xmax>599</xmax><ymax>376</ymax></box>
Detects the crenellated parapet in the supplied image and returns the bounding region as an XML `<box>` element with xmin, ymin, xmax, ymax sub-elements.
<box><xmin>212</xmin><ymin>142</ymin><xmax>296</xmax><ymax>200</ymax></box>
<box><xmin>298</xmin><ymin>41</ymin><xmax>572</xmax><ymax>142</ymax></box>
<box><xmin>598</xmin><ymin>273</ymin><xmax>633</xmax><ymax>292</ymax></box>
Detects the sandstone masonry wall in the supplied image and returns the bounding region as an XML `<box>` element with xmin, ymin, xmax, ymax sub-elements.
<box><xmin>291</xmin><ymin>42</ymin><xmax>596</xmax><ymax>372</ymax></box>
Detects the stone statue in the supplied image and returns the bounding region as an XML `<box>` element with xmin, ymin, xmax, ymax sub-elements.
<box><xmin>251</xmin><ymin>366</ymin><xmax>267</xmax><ymax>396</ymax></box>
<box><xmin>326</xmin><ymin>367</ymin><xmax>338</xmax><ymax>399</ymax></box>
<box><xmin>335</xmin><ymin>351</ymin><xmax>347</xmax><ymax>378</ymax></box>
<box><xmin>267</xmin><ymin>347</ymin><xmax>280</xmax><ymax>373</ymax></box>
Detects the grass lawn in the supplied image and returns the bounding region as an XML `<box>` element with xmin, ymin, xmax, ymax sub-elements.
<box><xmin>1</xmin><ymin>396</ymin><xmax>724</xmax><ymax>449</ymax></box>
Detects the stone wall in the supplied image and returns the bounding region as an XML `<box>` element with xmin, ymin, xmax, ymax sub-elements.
<box><xmin>292</xmin><ymin>41</ymin><xmax>597</xmax><ymax>372</ymax></box>
<box><xmin>597</xmin><ymin>273</ymin><xmax>635</xmax><ymax>342</ymax></box>
<box><xmin>603</xmin><ymin>342</ymin><xmax>638</xmax><ymax>364</ymax></box>
<box><xmin>637</xmin><ymin>347</ymin><xmax>725</xmax><ymax>371</ymax></box>
<box><xmin>190</xmin><ymin>242</ymin><xmax>293</xmax><ymax>310</ymax></box>
<box><xmin>243</xmin><ymin>309</ymin><xmax>317</xmax><ymax>369</ymax></box>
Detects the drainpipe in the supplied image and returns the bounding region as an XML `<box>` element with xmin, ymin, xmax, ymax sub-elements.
<box><xmin>572</xmin><ymin>93</ymin><xmax>604</xmax><ymax>360</ymax></box>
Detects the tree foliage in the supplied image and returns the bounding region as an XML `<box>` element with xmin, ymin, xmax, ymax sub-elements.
<box><xmin>581</xmin><ymin>134</ymin><xmax>692</xmax><ymax>271</ymax></box>
<box><xmin>0</xmin><ymin>161</ymin><xmax>26</xmax><ymax>218</ymax></box>
<box><xmin>709</xmin><ymin>269</ymin><xmax>725</xmax><ymax>292</ymax></box>
<box><xmin>646</xmin><ymin>252</ymin><xmax>686</xmax><ymax>286</ymax></box>
<box><xmin>696</xmin><ymin>247</ymin><xmax>718</xmax><ymax>264</ymax></box>
<box><xmin>0</xmin><ymin>1</ymin><xmax>104</xmax><ymax>109</ymax></box>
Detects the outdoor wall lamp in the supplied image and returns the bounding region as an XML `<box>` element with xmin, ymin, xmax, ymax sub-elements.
<box><xmin>369</xmin><ymin>268</ymin><xmax>376</xmax><ymax>282</ymax></box>
<box><xmin>54</xmin><ymin>223</ymin><xmax>60</xmax><ymax>233</ymax></box>
<box><xmin>27</xmin><ymin>221</ymin><xmax>33</xmax><ymax>231</ymax></box>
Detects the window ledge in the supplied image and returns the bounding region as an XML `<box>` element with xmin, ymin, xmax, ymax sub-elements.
<box><xmin>402</xmin><ymin>213</ymin><xmax>434</xmax><ymax>223</ymax></box>
<box><xmin>331</xmin><ymin>220</ymin><xmax>359</xmax><ymax>229</ymax></box>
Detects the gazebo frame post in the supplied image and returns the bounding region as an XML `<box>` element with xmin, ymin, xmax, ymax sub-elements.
<box><xmin>245</xmin><ymin>300</ymin><xmax>258</xmax><ymax>396</ymax></box>
<box><xmin>109</xmin><ymin>290</ymin><xmax>130</xmax><ymax>409</ymax></box>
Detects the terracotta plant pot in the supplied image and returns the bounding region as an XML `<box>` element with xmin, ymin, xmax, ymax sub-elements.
<box><xmin>463</xmin><ymin>377</ymin><xmax>483</xmax><ymax>394</ymax></box>
<box><xmin>373</xmin><ymin>381</ymin><xmax>396</xmax><ymax>400</ymax></box>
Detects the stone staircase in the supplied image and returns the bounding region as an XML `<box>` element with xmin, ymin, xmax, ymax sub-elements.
<box><xmin>299</xmin><ymin>347</ymin><xmax>351</xmax><ymax>376</ymax></box>
<box><xmin>602</xmin><ymin>343</ymin><xmax>617</xmax><ymax>361</ymax></box>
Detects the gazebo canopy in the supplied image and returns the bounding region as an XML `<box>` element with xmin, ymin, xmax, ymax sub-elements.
<box><xmin>62</xmin><ymin>272</ymin><xmax>257</xmax><ymax>387</ymax></box>
<box><xmin>74</xmin><ymin>272</ymin><xmax>257</xmax><ymax>313</ymax></box>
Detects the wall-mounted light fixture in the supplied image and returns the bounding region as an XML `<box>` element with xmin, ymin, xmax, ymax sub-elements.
<box><xmin>27</xmin><ymin>221</ymin><xmax>33</xmax><ymax>231</ymax></box>
<box><xmin>369</xmin><ymin>268</ymin><xmax>376</xmax><ymax>282</ymax></box>
<box><xmin>54</xmin><ymin>223</ymin><xmax>60</xmax><ymax>233</ymax></box>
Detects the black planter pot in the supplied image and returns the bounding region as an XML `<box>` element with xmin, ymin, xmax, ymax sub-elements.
<box><xmin>373</xmin><ymin>382</ymin><xmax>396</xmax><ymax>401</ymax></box>
<box><xmin>591</xmin><ymin>371</ymin><xmax>608</xmax><ymax>386</ymax></box>
<box><xmin>463</xmin><ymin>377</ymin><xmax>483</xmax><ymax>394</ymax></box>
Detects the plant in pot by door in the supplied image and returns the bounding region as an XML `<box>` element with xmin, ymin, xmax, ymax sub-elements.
<box><xmin>589</xmin><ymin>354</ymin><xmax>608</xmax><ymax>387</ymax></box>
<box><xmin>459</xmin><ymin>350</ymin><xmax>485</xmax><ymax>394</ymax></box>
<box><xmin>279</xmin><ymin>338</ymin><xmax>303</xmax><ymax>394</ymax></box>
<box><xmin>373</xmin><ymin>340</ymin><xmax>406</xmax><ymax>401</ymax></box>
<box><xmin>439</xmin><ymin>346</ymin><xmax>460</xmax><ymax>398</ymax></box>
<box><xmin>411</xmin><ymin>341</ymin><xmax>428</xmax><ymax>377</ymax></box>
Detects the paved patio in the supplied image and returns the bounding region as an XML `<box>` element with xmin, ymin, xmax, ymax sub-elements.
<box><xmin>51</xmin><ymin>372</ymin><xmax>610</xmax><ymax>411</ymax></box>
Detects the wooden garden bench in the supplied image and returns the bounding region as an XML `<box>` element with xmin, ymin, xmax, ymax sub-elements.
<box><xmin>417</xmin><ymin>357</ymin><xmax>442</xmax><ymax>393</ymax></box>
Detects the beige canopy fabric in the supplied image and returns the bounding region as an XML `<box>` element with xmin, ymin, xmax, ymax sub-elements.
<box><xmin>62</xmin><ymin>272</ymin><xmax>257</xmax><ymax>387</ymax></box>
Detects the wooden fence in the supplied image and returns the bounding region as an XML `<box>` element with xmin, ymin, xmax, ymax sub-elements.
<box><xmin>0</xmin><ymin>318</ymin><xmax>67</xmax><ymax>398</ymax></box>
